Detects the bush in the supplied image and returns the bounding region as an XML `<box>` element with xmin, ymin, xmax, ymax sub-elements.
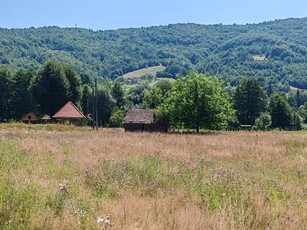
<box><xmin>109</xmin><ymin>107</ymin><xmax>124</xmax><ymax>127</ymax></box>
<box><xmin>254</xmin><ymin>113</ymin><xmax>272</xmax><ymax>130</ymax></box>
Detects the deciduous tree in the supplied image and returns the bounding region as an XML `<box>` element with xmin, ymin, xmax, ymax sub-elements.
<box><xmin>112</xmin><ymin>81</ymin><xmax>125</xmax><ymax>110</ymax></box>
<box><xmin>65</xmin><ymin>66</ymin><xmax>82</xmax><ymax>105</ymax></box>
<box><xmin>157</xmin><ymin>72</ymin><xmax>233</xmax><ymax>132</ymax></box>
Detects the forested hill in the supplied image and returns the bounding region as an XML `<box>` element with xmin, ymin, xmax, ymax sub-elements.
<box><xmin>0</xmin><ymin>17</ymin><xmax>306</xmax><ymax>89</ymax></box>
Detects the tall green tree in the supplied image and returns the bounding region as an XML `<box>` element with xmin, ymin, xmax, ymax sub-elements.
<box><xmin>143</xmin><ymin>80</ymin><xmax>171</xmax><ymax>109</ymax></box>
<box><xmin>143</xmin><ymin>86</ymin><xmax>163</xmax><ymax>109</ymax></box>
<box><xmin>269</xmin><ymin>93</ymin><xmax>293</xmax><ymax>128</ymax></box>
<box><xmin>298</xmin><ymin>102</ymin><xmax>307</xmax><ymax>123</ymax></box>
<box><xmin>157</xmin><ymin>72</ymin><xmax>233</xmax><ymax>132</ymax></box>
<box><xmin>81</xmin><ymin>84</ymin><xmax>92</xmax><ymax>116</ymax></box>
<box><xmin>65</xmin><ymin>66</ymin><xmax>82</xmax><ymax>105</ymax></box>
<box><xmin>11</xmin><ymin>68</ymin><xmax>36</xmax><ymax>119</ymax></box>
<box><xmin>32</xmin><ymin>61</ymin><xmax>69</xmax><ymax>116</ymax></box>
<box><xmin>234</xmin><ymin>78</ymin><xmax>266</xmax><ymax>125</ymax></box>
<box><xmin>111</xmin><ymin>81</ymin><xmax>125</xmax><ymax>110</ymax></box>
<box><xmin>127</xmin><ymin>83</ymin><xmax>149</xmax><ymax>106</ymax></box>
<box><xmin>0</xmin><ymin>65</ymin><xmax>12</xmax><ymax>121</ymax></box>
<box><xmin>96</xmin><ymin>85</ymin><xmax>115</xmax><ymax>126</ymax></box>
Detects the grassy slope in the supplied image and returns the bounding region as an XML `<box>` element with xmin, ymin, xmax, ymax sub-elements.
<box><xmin>0</xmin><ymin>126</ymin><xmax>306</xmax><ymax>229</ymax></box>
<box><xmin>122</xmin><ymin>66</ymin><xmax>166</xmax><ymax>78</ymax></box>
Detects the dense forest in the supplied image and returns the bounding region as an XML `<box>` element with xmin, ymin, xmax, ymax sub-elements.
<box><xmin>0</xmin><ymin>18</ymin><xmax>306</xmax><ymax>90</ymax></box>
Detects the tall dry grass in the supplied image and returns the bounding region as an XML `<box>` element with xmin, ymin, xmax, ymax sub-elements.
<box><xmin>0</xmin><ymin>125</ymin><xmax>306</xmax><ymax>229</ymax></box>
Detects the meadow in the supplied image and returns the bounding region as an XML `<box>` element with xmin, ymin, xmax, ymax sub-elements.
<box><xmin>0</xmin><ymin>124</ymin><xmax>306</xmax><ymax>229</ymax></box>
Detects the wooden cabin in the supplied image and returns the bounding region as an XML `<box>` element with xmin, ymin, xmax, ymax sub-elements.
<box><xmin>21</xmin><ymin>112</ymin><xmax>39</xmax><ymax>124</ymax></box>
<box><xmin>123</xmin><ymin>109</ymin><xmax>166</xmax><ymax>132</ymax></box>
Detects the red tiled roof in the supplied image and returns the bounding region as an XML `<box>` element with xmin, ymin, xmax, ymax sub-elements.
<box><xmin>52</xmin><ymin>101</ymin><xmax>85</xmax><ymax>119</ymax></box>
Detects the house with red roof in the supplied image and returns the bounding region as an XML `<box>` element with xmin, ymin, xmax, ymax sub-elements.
<box><xmin>52</xmin><ymin>101</ymin><xmax>85</xmax><ymax>124</ymax></box>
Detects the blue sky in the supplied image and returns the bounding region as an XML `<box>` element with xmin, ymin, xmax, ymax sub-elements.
<box><xmin>1</xmin><ymin>0</ymin><xmax>306</xmax><ymax>30</ymax></box>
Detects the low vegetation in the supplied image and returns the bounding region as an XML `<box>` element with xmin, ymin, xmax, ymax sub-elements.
<box><xmin>0</xmin><ymin>125</ymin><xmax>306</xmax><ymax>229</ymax></box>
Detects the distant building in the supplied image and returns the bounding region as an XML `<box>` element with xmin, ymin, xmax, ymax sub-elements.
<box><xmin>240</xmin><ymin>124</ymin><xmax>252</xmax><ymax>130</ymax></box>
<box><xmin>123</xmin><ymin>109</ymin><xmax>167</xmax><ymax>132</ymax></box>
<box><xmin>21</xmin><ymin>112</ymin><xmax>39</xmax><ymax>124</ymax></box>
<box><xmin>52</xmin><ymin>101</ymin><xmax>85</xmax><ymax>124</ymax></box>
<box><xmin>41</xmin><ymin>114</ymin><xmax>51</xmax><ymax>123</ymax></box>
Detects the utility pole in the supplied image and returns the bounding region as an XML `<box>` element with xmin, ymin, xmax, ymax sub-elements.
<box><xmin>95</xmin><ymin>78</ymin><xmax>98</xmax><ymax>131</ymax></box>
<box><xmin>92</xmin><ymin>85</ymin><xmax>95</xmax><ymax>130</ymax></box>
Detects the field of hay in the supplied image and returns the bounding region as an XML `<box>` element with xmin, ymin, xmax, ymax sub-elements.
<box><xmin>122</xmin><ymin>66</ymin><xmax>166</xmax><ymax>79</ymax></box>
<box><xmin>0</xmin><ymin>124</ymin><xmax>306</xmax><ymax>229</ymax></box>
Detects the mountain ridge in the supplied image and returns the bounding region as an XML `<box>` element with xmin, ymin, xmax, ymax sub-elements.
<box><xmin>0</xmin><ymin>17</ymin><xmax>306</xmax><ymax>90</ymax></box>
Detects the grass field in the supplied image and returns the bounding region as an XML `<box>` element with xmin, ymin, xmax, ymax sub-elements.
<box><xmin>0</xmin><ymin>124</ymin><xmax>306</xmax><ymax>229</ymax></box>
<box><xmin>122</xmin><ymin>66</ymin><xmax>166</xmax><ymax>79</ymax></box>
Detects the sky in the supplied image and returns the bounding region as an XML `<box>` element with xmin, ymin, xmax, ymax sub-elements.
<box><xmin>1</xmin><ymin>0</ymin><xmax>306</xmax><ymax>30</ymax></box>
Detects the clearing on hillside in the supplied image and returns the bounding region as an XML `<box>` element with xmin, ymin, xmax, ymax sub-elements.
<box><xmin>122</xmin><ymin>65</ymin><xmax>166</xmax><ymax>78</ymax></box>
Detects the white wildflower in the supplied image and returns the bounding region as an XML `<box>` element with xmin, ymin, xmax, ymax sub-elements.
<box><xmin>75</xmin><ymin>209</ymin><xmax>86</xmax><ymax>217</ymax></box>
<box><xmin>59</xmin><ymin>180</ymin><xmax>69</xmax><ymax>193</ymax></box>
<box><xmin>97</xmin><ymin>214</ymin><xmax>114</xmax><ymax>229</ymax></box>
<box><xmin>59</xmin><ymin>183</ymin><xmax>66</xmax><ymax>190</ymax></box>
<box><xmin>105</xmin><ymin>215</ymin><xmax>111</xmax><ymax>225</ymax></box>
<box><xmin>97</xmin><ymin>216</ymin><xmax>104</xmax><ymax>223</ymax></box>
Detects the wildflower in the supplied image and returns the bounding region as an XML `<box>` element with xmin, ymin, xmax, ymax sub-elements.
<box><xmin>59</xmin><ymin>183</ymin><xmax>66</xmax><ymax>190</ymax></box>
<box><xmin>105</xmin><ymin>215</ymin><xmax>110</xmax><ymax>225</ymax></box>
<box><xmin>59</xmin><ymin>180</ymin><xmax>69</xmax><ymax>194</ymax></box>
<box><xmin>75</xmin><ymin>209</ymin><xmax>86</xmax><ymax>217</ymax></box>
<box><xmin>222</xmin><ymin>193</ymin><xmax>226</xmax><ymax>196</ymax></box>
<box><xmin>265</xmin><ymin>227</ymin><xmax>270</xmax><ymax>230</ymax></box>
<box><xmin>97</xmin><ymin>214</ymin><xmax>114</xmax><ymax>229</ymax></box>
<box><xmin>97</xmin><ymin>216</ymin><xmax>104</xmax><ymax>223</ymax></box>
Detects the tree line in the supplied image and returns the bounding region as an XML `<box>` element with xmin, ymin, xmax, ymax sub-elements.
<box><xmin>1</xmin><ymin>61</ymin><xmax>307</xmax><ymax>131</ymax></box>
<box><xmin>148</xmin><ymin>73</ymin><xmax>306</xmax><ymax>132</ymax></box>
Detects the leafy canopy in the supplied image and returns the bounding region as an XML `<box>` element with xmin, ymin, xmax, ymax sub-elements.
<box><xmin>234</xmin><ymin>78</ymin><xmax>267</xmax><ymax>125</ymax></box>
<box><xmin>32</xmin><ymin>61</ymin><xmax>82</xmax><ymax>116</ymax></box>
<box><xmin>156</xmin><ymin>72</ymin><xmax>234</xmax><ymax>132</ymax></box>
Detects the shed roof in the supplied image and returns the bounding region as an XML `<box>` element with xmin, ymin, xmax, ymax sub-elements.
<box><xmin>124</xmin><ymin>109</ymin><xmax>154</xmax><ymax>124</ymax></box>
<box><xmin>41</xmin><ymin>114</ymin><xmax>51</xmax><ymax>120</ymax></box>
<box><xmin>21</xmin><ymin>112</ymin><xmax>39</xmax><ymax>121</ymax></box>
<box><xmin>52</xmin><ymin>101</ymin><xmax>85</xmax><ymax>119</ymax></box>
